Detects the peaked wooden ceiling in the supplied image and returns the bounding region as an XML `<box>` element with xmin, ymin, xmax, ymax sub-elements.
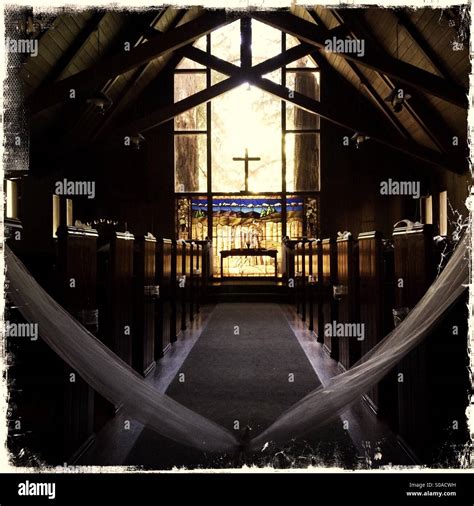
<box><xmin>19</xmin><ymin>6</ymin><xmax>469</xmax><ymax>173</ymax></box>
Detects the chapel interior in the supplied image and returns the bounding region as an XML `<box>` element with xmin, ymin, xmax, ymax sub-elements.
<box><xmin>4</xmin><ymin>5</ymin><xmax>472</xmax><ymax>469</ymax></box>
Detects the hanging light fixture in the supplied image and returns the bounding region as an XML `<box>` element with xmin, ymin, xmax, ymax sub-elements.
<box><xmin>129</xmin><ymin>133</ymin><xmax>146</xmax><ymax>150</ymax></box>
<box><xmin>86</xmin><ymin>91</ymin><xmax>112</xmax><ymax>114</ymax></box>
<box><xmin>384</xmin><ymin>87</ymin><xmax>411</xmax><ymax>113</ymax></box>
<box><xmin>351</xmin><ymin>132</ymin><xmax>370</xmax><ymax>149</ymax></box>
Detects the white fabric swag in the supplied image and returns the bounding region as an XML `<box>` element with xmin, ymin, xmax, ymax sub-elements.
<box><xmin>4</xmin><ymin>235</ymin><xmax>468</xmax><ymax>454</ymax></box>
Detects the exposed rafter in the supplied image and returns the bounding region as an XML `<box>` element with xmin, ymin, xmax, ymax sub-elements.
<box><xmin>84</xmin><ymin>9</ymin><xmax>189</xmax><ymax>142</ymax></box>
<box><xmin>307</xmin><ymin>10</ymin><xmax>412</xmax><ymax>141</ymax></box>
<box><xmin>395</xmin><ymin>10</ymin><xmax>455</xmax><ymax>82</ymax></box>
<box><xmin>329</xmin><ymin>8</ymin><xmax>461</xmax><ymax>154</ymax></box>
<box><xmin>251</xmin><ymin>11</ymin><xmax>467</xmax><ymax>108</ymax></box>
<box><xmin>107</xmin><ymin>44</ymin><xmax>464</xmax><ymax>174</ymax></box>
<box><xmin>34</xmin><ymin>11</ymin><xmax>107</xmax><ymax>92</ymax></box>
<box><xmin>111</xmin><ymin>42</ymin><xmax>316</xmax><ymax>136</ymax></box>
<box><xmin>27</xmin><ymin>10</ymin><xmax>233</xmax><ymax>115</ymax></box>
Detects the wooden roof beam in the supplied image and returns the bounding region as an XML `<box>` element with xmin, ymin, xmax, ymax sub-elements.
<box><xmin>250</xmin><ymin>76</ymin><xmax>465</xmax><ymax>174</ymax></box>
<box><xmin>109</xmin><ymin>44</ymin><xmax>464</xmax><ymax>173</ymax></box>
<box><xmin>308</xmin><ymin>10</ymin><xmax>412</xmax><ymax>140</ymax></box>
<box><xmin>330</xmin><ymin>8</ymin><xmax>462</xmax><ymax>154</ymax></box>
<box><xmin>87</xmin><ymin>10</ymin><xmax>189</xmax><ymax>140</ymax></box>
<box><xmin>35</xmin><ymin>10</ymin><xmax>107</xmax><ymax>91</ymax></box>
<box><xmin>110</xmin><ymin>42</ymin><xmax>318</xmax><ymax>138</ymax></box>
<box><xmin>251</xmin><ymin>11</ymin><xmax>467</xmax><ymax>108</ymax></box>
<box><xmin>27</xmin><ymin>10</ymin><xmax>232</xmax><ymax>115</ymax></box>
<box><xmin>395</xmin><ymin>10</ymin><xmax>456</xmax><ymax>82</ymax></box>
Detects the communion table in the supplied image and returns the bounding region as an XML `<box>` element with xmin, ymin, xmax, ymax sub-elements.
<box><xmin>219</xmin><ymin>248</ymin><xmax>278</xmax><ymax>278</ymax></box>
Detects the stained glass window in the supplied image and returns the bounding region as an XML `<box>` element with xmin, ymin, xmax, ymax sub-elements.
<box><xmin>212</xmin><ymin>196</ymin><xmax>283</xmax><ymax>277</ymax></box>
<box><xmin>192</xmin><ymin>197</ymin><xmax>208</xmax><ymax>240</ymax></box>
<box><xmin>305</xmin><ymin>196</ymin><xmax>320</xmax><ymax>238</ymax></box>
<box><xmin>286</xmin><ymin>196</ymin><xmax>304</xmax><ymax>239</ymax></box>
<box><xmin>176</xmin><ymin>197</ymin><xmax>191</xmax><ymax>240</ymax></box>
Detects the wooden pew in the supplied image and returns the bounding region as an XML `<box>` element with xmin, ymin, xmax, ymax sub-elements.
<box><xmin>302</xmin><ymin>240</ymin><xmax>311</xmax><ymax>323</ymax></box>
<box><xmin>192</xmin><ymin>238</ymin><xmax>211</xmax><ymax>303</ymax></box>
<box><xmin>392</xmin><ymin>223</ymin><xmax>468</xmax><ymax>463</ymax></box>
<box><xmin>55</xmin><ymin>225</ymin><xmax>98</xmax><ymax>461</ymax></box>
<box><xmin>321</xmin><ymin>238</ymin><xmax>338</xmax><ymax>359</ymax></box>
<box><xmin>304</xmin><ymin>240</ymin><xmax>315</xmax><ymax>331</ymax></box>
<box><xmin>156</xmin><ymin>239</ymin><xmax>174</xmax><ymax>357</ymax></box>
<box><xmin>294</xmin><ymin>241</ymin><xmax>305</xmax><ymax>317</ymax></box>
<box><xmin>97</xmin><ymin>229</ymin><xmax>135</xmax><ymax>364</ymax></box>
<box><xmin>7</xmin><ymin>225</ymin><xmax>99</xmax><ymax>463</ymax></box>
<box><xmin>336</xmin><ymin>234</ymin><xmax>360</xmax><ymax>371</ymax></box>
<box><xmin>133</xmin><ymin>233</ymin><xmax>157</xmax><ymax>377</ymax></box>
<box><xmin>96</xmin><ymin>228</ymin><xmax>134</xmax><ymax>429</ymax></box>
<box><xmin>282</xmin><ymin>237</ymin><xmax>298</xmax><ymax>305</ymax></box>
<box><xmin>173</xmin><ymin>239</ymin><xmax>186</xmax><ymax>339</ymax></box>
<box><xmin>186</xmin><ymin>241</ymin><xmax>195</xmax><ymax>322</ymax></box>
<box><xmin>308</xmin><ymin>239</ymin><xmax>323</xmax><ymax>341</ymax></box>
<box><xmin>393</xmin><ymin>223</ymin><xmax>436</xmax><ymax>461</ymax></box>
<box><xmin>193</xmin><ymin>242</ymin><xmax>203</xmax><ymax>314</ymax></box>
<box><xmin>357</xmin><ymin>231</ymin><xmax>397</xmax><ymax>425</ymax></box>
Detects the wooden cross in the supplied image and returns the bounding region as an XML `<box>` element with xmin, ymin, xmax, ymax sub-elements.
<box><xmin>232</xmin><ymin>148</ymin><xmax>261</xmax><ymax>192</ymax></box>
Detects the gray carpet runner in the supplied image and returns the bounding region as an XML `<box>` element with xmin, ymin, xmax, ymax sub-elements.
<box><xmin>125</xmin><ymin>303</ymin><xmax>358</xmax><ymax>469</ymax></box>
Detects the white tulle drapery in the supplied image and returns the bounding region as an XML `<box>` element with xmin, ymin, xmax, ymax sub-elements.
<box><xmin>4</xmin><ymin>234</ymin><xmax>468</xmax><ymax>454</ymax></box>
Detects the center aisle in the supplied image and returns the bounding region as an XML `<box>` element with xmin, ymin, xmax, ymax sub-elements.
<box><xmin>125</xmin><ymin>303</ymin><xmax>358</xmax><ymax>469</ymax></box>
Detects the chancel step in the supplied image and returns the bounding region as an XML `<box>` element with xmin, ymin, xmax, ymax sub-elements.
<box><xmin>207</xmin><ymin>280</ymin><xmax>289</xmax><ymax>303</ymax></box>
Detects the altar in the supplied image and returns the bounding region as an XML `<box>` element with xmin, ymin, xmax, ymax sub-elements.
<box><xmin>220</xmin><ymin>248</ymin><xmax>278</xmax><ymax>278</ymax></box>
